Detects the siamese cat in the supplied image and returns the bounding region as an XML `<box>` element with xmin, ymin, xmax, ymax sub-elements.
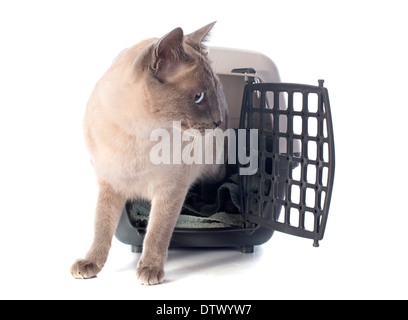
<box><xmin>70</xmin><ymin>22</ymin><xmax>228</xmax><ymax>285</ymax></box>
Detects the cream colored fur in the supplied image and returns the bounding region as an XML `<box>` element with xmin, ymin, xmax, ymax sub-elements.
<box><xmin>70</xmin><ymin>22</ymin><xmax>228</xmax><ymax>285</ymax></box>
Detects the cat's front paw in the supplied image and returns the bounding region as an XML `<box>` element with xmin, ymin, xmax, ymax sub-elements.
<box><xmin>70</xmin><ymin>259</ymin><xmax>101</xmax><ymax>279</ymax></box>
<box><xmin>136</xmin><ymin>264</ymin><xmax>164</xmax><ymax>285</ymax></box>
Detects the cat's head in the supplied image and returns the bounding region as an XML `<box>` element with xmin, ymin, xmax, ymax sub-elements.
<box><xmin>137</xmin><ymin>22</ymin><xmax>227</xmax><ymax>132</ymax></box>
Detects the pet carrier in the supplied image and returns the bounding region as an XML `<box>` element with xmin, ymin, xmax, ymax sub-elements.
<box><xmin>115</xmin><ymin>47</ymin><xmax>335</xmax><ymax>253</ymax></box>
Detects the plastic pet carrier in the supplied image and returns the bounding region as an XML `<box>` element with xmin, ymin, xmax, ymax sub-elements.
<box><xmin>115</xmin><ymin>47</ymin><xmax>335</xmax><ymax>253</ymax></box>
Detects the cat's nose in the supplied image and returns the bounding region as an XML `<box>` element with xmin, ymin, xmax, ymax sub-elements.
<box><xmin>213</xmin><ymin>120</ymin><xmax>222</xmax><ymax>128</ymax></box>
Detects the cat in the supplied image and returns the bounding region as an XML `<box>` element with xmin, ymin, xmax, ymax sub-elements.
<box><xmin>70</xmin><ymin>22</ymin><xmax>228</xmax><ymax>285</ymax></box>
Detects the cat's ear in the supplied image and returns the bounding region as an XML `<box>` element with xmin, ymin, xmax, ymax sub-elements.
<box><xmin>185</xmin><ymin>21</ymin><xmax>216</xmax><ymax>46</ymax></box>
<box><xmin>151</xmin><ymin>27</ymin><xmax>186</xmax><ymax>82</ymax></box>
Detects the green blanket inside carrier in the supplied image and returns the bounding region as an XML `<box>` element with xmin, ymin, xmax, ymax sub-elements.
<box><xmin>127</xmin><ymin>167</ymin><xmax>250</xmax><ymax>229</ymax></box>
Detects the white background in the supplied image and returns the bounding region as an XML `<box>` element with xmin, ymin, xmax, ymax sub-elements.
<box><xmin>1</xmin><ymin>0</ymin><xmax>407</xmax><ymax>300</ymax></box>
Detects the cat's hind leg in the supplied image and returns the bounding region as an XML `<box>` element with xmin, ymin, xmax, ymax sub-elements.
<box><xmin>71</xmin><ymin>181</ymin><xmax>126</xmax><ymax>279</ymax></box>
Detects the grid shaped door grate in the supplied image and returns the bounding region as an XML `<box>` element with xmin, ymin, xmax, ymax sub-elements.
<box><xmin>239</xmin><ymin>80</ymin><xmax>335</xmax><ymax>246</ymax></box>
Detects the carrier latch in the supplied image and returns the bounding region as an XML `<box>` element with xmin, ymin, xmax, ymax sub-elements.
<box><xmin>231</xmin><ymin>68</ymin><xmax>257</xmax><ymax>83</ymax></box>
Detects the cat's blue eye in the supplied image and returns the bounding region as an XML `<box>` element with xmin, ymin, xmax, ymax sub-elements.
<box><xmin>194</xmin><ymin>92</ymin><xmax>205</xmax><ymax>104</ymax></box>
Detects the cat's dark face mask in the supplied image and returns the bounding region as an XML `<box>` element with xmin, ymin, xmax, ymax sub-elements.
<box><xmin>143</xmin><ymin>23</ymin><xmax>228</xmax><ymax>133</ymax></box>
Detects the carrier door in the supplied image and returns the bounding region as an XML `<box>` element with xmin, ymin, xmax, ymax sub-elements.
<box><xmin>239</xmin><ymin>81</ymin><xmax>335</xmax><ymax>247</ymax></box>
